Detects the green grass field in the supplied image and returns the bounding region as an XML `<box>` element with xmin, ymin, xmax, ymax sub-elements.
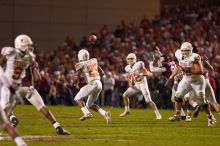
<box><xmin>0</xmin><ymin>105</ymin><xmax>220</xmax><ymax>146</ymax></box>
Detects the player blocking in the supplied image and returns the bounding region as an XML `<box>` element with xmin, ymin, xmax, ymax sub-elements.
<box><xmin>167</xmin><ymin>42</ymin><xmax>216</xmax><ymax>127</ymax></box>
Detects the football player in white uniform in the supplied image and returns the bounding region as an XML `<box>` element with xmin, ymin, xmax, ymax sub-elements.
<box><xmin>0</xmin><ymin>67</ymin><xmax>27</xmax><ymax>146</ymax></box>
<box><xmin>167</xmin><ymin>42</ymin><xmax>216</xmax><ymax>126</ymax></box>
<box><xmin>74</xmin><ymin>49</ymin><xmax>111</xmax><ymax>124</ymax></box>
<box><xmin>119</xmin><ymin>53</ymin><xmax>162</xmax><ymax>119</ymax></box>
<box><xmin>181</xmin><ymin>55</ymin><xmax>220</xmax><ymax>120</ymax></box>
<box><xmin>0</xmin><ymin>34</ymin><xmax>70</xmax><ymax>135</ymax></box>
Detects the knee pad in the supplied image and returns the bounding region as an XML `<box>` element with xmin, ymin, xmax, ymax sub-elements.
<box><xmin>175</xmin><ymin>97</ymin><xmax>183</xmax><ymax>103</ymax></box>
<box><xmin>196</xmin><ymin>92</ymin><xmax>207</xmax><ymax>106</ymax></box>
<box><xmin>143</xmin><ymin>94</ymin><xmax>152</xmax><ymax>103</ymax></box>
<box><xmin>86</xmin><ymin>102</ymin><xmax>93</xmax><ymax>108</ymax></box>
<box><xmin>74</xmin><ymin>98</ymin><xmax>79</xmax><ymax>102</ymax></box>
<box><xmin>74</xmin><ymin>95</ymin><xmax>82</xmax><ymax>102</ymax></box>
<box><xmin>85</xmin><ymin>104</ymin><xmax>90</xmax><ymax>108</ymax></box>
<box><xmin>122</xmin><ymin>92</ymin><xmax>128</xmax><ymax>98</ymax></box>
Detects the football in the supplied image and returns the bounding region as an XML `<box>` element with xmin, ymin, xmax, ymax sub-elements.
<box><xmin>88</xmin><ymin>34</ymin><xmax>97</xmax><ymax>42</ymax></box>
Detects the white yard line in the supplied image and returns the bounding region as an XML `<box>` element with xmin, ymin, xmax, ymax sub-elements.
<box><xmin>0</xmin><ymin>135</ymin><xmax>135</xmax><ymax>142</ymax></box>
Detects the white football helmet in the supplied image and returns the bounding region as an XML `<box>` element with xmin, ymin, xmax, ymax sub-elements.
<box><xmin>126</xmin><ymin>53</ymin><xmax>136</xmax><ymax>65</ymax></box>
<box><xmin>78</xmin><ymin>49</ymin><xmax>89</xmax><ymax>61</ymax></box>
<box><xmin>14</xmin><ymin>34</ymin><xmax>33</xmax><ymax>52</ymax></box>
<box><xmin>180</xmin><ymin>42</ymin><xmax>193</xmax><ymax>58</ymax></box>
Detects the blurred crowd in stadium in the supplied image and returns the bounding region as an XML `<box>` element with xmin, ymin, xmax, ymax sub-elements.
<box><xmin>31</xmin><ymin>4</ymin><xmax>220</xmax><ymax>108</ymax></box>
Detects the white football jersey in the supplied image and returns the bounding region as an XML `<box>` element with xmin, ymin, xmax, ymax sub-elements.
<box><xmin>175</xmin><ymin>49</ymin><xmax>200</xmax><ymax>68</ymax></box>
<box><xmin>75</xmin><ymin>58</ymin><xmax>100</xmax><ymax>83</ymax></box>
<box><xmin>125</xmin><ymin>61</ymin><xmax>146</xmax><ymax>83</ymax></box>
<box><xmin>1</xmin><ymin>47</ymin><xmax>35</xmax><ymax>84</ymax></box>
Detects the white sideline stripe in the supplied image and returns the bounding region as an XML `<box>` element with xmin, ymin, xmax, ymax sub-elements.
<box><xmin>0</xmin><ymin>135</ymin><xmax>134</xmax><ymax>142</ymax></box>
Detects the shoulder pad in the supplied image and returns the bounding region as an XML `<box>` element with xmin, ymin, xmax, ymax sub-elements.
<box><xmin>28</xmin><ymin>51</ymin><xmax>36</xmax><ymax>61</ymax></box>
<box><xmin>90</xmin><ymin>58</ymin><xmax>98</xmax><ymax>64</ymax></box>
<box><xmin>137</xmin><ymin>61</ymin><xmax>144</xmax><ymax>65</ymax></box>
<box><xmin>1</xmin><ymin>47</ymin><xmax>15</xmax><ymax>56</ymax></box>
<box><xmin>136</xmin><ymin>61</ymin><xmax>144</xmax><ymax>69</ymax></box>
<box><xmin>191</xmin><ymin>53</ymin><xmax>200</xmax><ymax>62</ymax></box>
<box><xmin>175</xmin><ymin>49</ymin><xmax>182</xmax><ymax>60</ymax></box>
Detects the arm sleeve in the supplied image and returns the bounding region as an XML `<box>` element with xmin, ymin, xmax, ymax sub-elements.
<box><xmin>149</xmin><ymin>62</ymin><xmax>166</xmax><ymax>73</ymax></box>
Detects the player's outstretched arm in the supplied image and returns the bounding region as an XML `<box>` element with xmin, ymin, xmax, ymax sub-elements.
<box><xmin>141</xmin><ymin>63</ymin><xmax>153</xmax><ymax>77</ymax></box>
<box><xmin>203</xmin><ymin>58</ymin><xmax>214</xmax><ymax>71</ymax></box>
<box><xmin>149</xmin><ymin>61</ymin><xmax>166</xmax><ymax>73</ymax></box>
<box><xmin>164</xmin><ymin>65</ymin><xmax>180</xmax><ymax>87</ymax></box>
<box><xmin>98</xmin><ymin>66</ymin><xmax>105</xmax><ymax>77</ymax></box>
<box><xmin>31</xmin><ymin>62</ymin><xmax>42</xmax><ymax>82</ymax></box>
<box><xmin>169</xmin><ymin>65</ymin><xmax>180</xmax><ymax>79</ymax></box>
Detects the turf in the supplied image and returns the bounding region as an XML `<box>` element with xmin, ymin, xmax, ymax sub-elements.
<box><xmin>0</xmin><ymin>105</ymin><xmax>220</xmax><ymax>146</ymax></box>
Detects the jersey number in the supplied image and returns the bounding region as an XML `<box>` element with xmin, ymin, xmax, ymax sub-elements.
<box><xmin>12</xmin><ymin>66</ymin><xmax>23</xmax><ymax>80</ymax></box>
<box><xmin>132</xmin><ymin>73</ymin><xmax>142</xmax><ymax>82</ymax></box>
<box><xmin>87</xmin><ymin>63</ymin><xmax>99</xmax><ymax>77</ymax></box>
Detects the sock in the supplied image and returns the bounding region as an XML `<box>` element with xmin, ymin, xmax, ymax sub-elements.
<box><xmin>180</xmin><ymin>108</ymin><xmax>185</xmax><ymax>116</ymax></box>
<box><xmin>14</xmin><ymin>136</ymin><xmax>26</xmax><ymax>146</ymax></box>
<box><xmin>186</xmin><ymin>109</ymin><xmax>191</xmax><ymax>116</ymax></box>
<box><xmin>175</xmin><ymin>110</ymin><xmax>180</xmax><ymax>116</ymax></box>
<box><xmin>81</xmin><ymin>107</ymin><xmax>90</xmax><ymax>115</ymax></box>
<box><xmin>154</xmin><ymin>109</ymin><xmax>161</xmax><ymax>117</ymax></box>
<box><xmin>207</xmin><ymin>114</ymin><xmax>212</xmax><ymax>119</ymax></box>
<box><xmin>53</xmin><ymin>122</ymin><xmax>60</xmax><ymax>129</ymax></box>
<box><xmin>98</xmin><ymin>108</ymin><xmax>106</xmax><ymax>116</ymax></box>
<box><xmin>125</xmin><ymin>106</ymin><xmax>130</xmax><ymax>111</ymax></box>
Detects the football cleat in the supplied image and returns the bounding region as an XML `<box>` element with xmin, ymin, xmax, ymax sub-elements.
<box><xmin>18</xmin><ymin>143</ymin><xmax>27</xmax><ymax>146</ymax></box>
<box><xmin>211</xmin><ymin>114</ymin><xmax>217</xmax><ymax>123</ymax></box>
<box><xmin>193</xmin><ymin>105</ymin><xmax>201</xmax><ymax>118</ymax></box>
<box><xmin>168</xmin><ymin>115</ymin><xmax>180</xmax><ymax>122</ymax></box>
<box><xmin>156</xmin><ymin>114</ymin><xmax>162</xmax><ymax>120</ymax></box>
<box><xmin>119</xmin><ymin>110</ymin><xmax>131</xmax><ymax>117</ymax></box>
<box><xmin>185</xmin><ymin>116</ymin><xmax>192</xmax><ymax>122</ymax></box>
<box><xmin>10</xmin><ymin>116</ymin><xmax>19</xmax><ymax>127</ymax></box>
<box><xmin>79</xmin><ymin>113</ymin><xmax>93</xmax><ymax>121</ymax></box>
<box><xmin>56</xmin><ymin>126</ymin><xmax>71</xmax><ymax>135</ymax></box>
<box><xmin>208</xmin><ymin>116</ymin><xmax>216</xmax><ymax>127</ymax></box>
<box><xmin>180</xmin><ymin>115</ymin><xmax>186</xmax><ymax>120</ymax></box>
<box><xmin>104</xmin><ymin>111</ymin><xmax>111</xmax><ymax>124</ymax></box>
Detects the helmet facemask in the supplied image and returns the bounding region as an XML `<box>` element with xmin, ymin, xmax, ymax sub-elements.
<box><xmin>126</xmin><ymin>53</ymin><xmax>137</xmax><ymax>65</ymax></box>
<box><xmin>181</xmin><ymin>49</ymin><xmax>192</xmax><ymax>59</ymax></box>
<box><xmin>14</xmin><ymin>34</ymin><xmax>33</xmax><ymax>52</ymax></box>
<box><xmin>180</xmin><ymin>42</ymin><xmax>193</xmax><ymax>59</ymax></box>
